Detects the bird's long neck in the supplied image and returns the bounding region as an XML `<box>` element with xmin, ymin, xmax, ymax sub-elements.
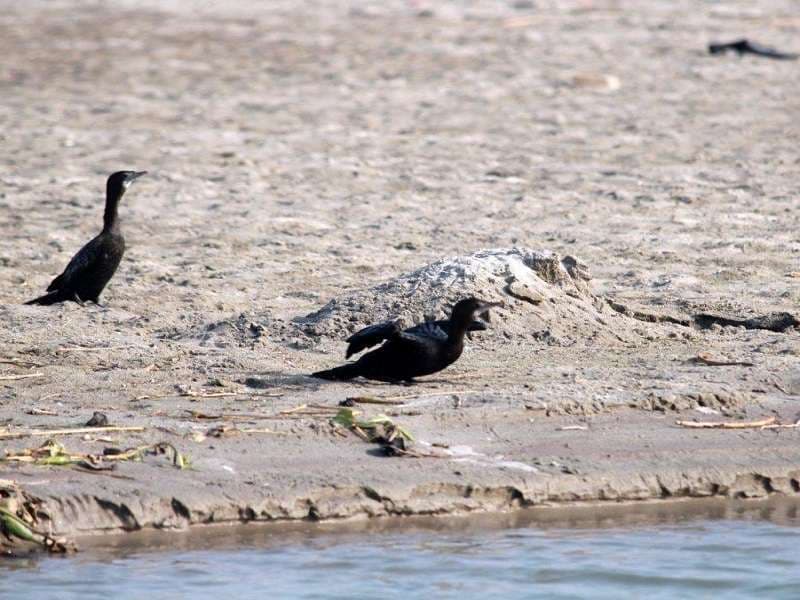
<box><xmin>103</xmin><ymin>184</ymin><xmax>124</xmax><ymax>233</ymax></box>
<box><xmin>446</xmin><ymin>312</ymin><xmax>473</xmax><ymax>345</ymax></box>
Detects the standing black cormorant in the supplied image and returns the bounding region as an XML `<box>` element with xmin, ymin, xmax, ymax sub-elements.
<box><xmin>312</xmin><ymin>297</ymin><xmax>501</xmax><ymax>383</ymax></box>
<box><xmin>25</xmin><ymin>170</ymin><xmax>146</xmax><ymax>306</ymax></box>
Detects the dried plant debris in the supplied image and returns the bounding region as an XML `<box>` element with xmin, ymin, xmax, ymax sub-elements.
<box><xmin>676</xmin><ymin>417</ymin><xmax>777</xmax><ymax>429</ymax></box>
<box><xmin>341</xmin><ymin>390</ymin><xmax>481</xmax><ymax>407</ymax></box>
<box><xmin>340</xmin><ymin>396</ymin><xmax>405</xmax><ymax>407</ymax></box>
<box><xmin>689</xmin><ymin>352</ymin><xmax>754</xmax><ymax>367</ymax></box>
<box><xmin>0</xmin><ymin>425</ymin><xmax>144</xmax><ymax>440</ymax></box>
<box><xmin>762</xmin><ymin>419</ymin><xmax>800</xmax><ymax>430</ymax></box>
<box><xmin>2</xmin><ymin>439</ymin><xmax>190</xmax><ymax>470</ymax></box>
<box><xmin>135</xmin><ymin>384</ymin><xmax>238</xmax><ymax>401</ymax></box>
<box><xmin>193</xmin><ymin>424</ymin><xmax>282</xmax><ymax>441</ymax></box>
<box><xmin>0</xmin><ymin>358</ymin><xmax>42</xmax><ymax>368</ymax></box>
<box><xmin>0</xmin><ymin>480</ymin><xmax>74</xmax><ymax>554</ymax></box>
<box><xmin>0</xmin><ymin>372</ymin><xmax>44</xmax><ymax>381</ymax></box>
<box><xmin>185</xmin><ymin>410</ymin><xmax>255</xmax><ymax>421</ymax></box>
<box><xmin>26</xmin><ymin>408</ymin><xmax>58</xmax><ymax>416</ymax></box>
<box><xmin>332</xmin><ymin>409</ymin><xmax>423</xmax><ymax>456</ymax></box>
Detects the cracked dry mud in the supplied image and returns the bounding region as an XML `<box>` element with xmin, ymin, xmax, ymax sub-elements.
<box><xmin>0</xmin><ymin>0</ymin><xmax>799</xmax><ymax>544</ymax></box>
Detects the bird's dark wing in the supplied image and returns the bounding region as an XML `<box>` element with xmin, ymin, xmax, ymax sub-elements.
<box><xmin>47</xmin><ymin>236</ymin><xmax>102</xmax><ymax>292</ymax></box>
<box><xmin>347</xmin><ymin>317</ymin><xmax>487</xmax><ymax>361</ymax></box>
<box><xmin>408</xmin><ymin>319</ymin><xmax>487</xmax><ymax>337</ymax></box>
<box><xmin>390</xmin><ymin>318</ymin><xmax>488</xmax><ymax>361</ymax></box>
<box><xmin>401</xmin><ymin>321</ymin><xmax>448</xmax><ymax>342</ymax></box>
<box><xmin>345</xmin><ymin>320</ymin><xmax>402</xmax><ymax>358</ymax></box>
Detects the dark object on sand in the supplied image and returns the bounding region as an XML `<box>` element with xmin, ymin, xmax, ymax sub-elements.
<box><xmin>372</xmin><ymin>423</ymin><xmax>408</xmax><ymax>456</ymax></box>
<box><xmin>85</xmin><ymin>412</ymin><xmax>109</xmax><ymax>427</ymax></box>
<box><xmin>708</xmin><ymin>39</ymin><xmax>798</xmax><ymax>60</ymax></box>
<box><xmin>344</xmin><ymin>317</ymin><xmax>488</xmax><ymax>359</ymax></box>
<box><xmin>312</xmin><ymin>297</ymin><xmax>501</xmax><ymax>383</ymax></box>
<box><xmin>694</xmin><ymin>312</ymin><xmax>799</xmax><ymax>333</ymax></box>
<box><xmin>25</xmin><ymin>171</ymin><xmax>146</xmax><ymax>306</ymax></box>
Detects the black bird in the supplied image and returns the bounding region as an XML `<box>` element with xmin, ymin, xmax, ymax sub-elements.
<box><xmin>312</xmin><ymin>297</ymin><xmax>501</xmax><ymax>383</ymax></box>
<box><xmin>25</xmin><ymin>170</ymin><xmax>146</xmax><ymax>306</ymax></box>
<box><xmin>344</xmin><ymin>317</ymin><xmax>488</xmax><ymax>358</ymax></box>
<box><xmin>708</xmin><ymin>39</ymin><xmax>798</xmax><ymax>60</ymax></box>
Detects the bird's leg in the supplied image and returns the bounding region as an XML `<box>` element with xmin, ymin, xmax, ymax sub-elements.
<box><xmin>72</xmin><ymin>293</ymin><xmax>85</xmax><ymax>306</ymax></box>
<box><xmin>91</xmin><ymin>297</ymin><xmax>106</xmax><ymax>308</ymax></box>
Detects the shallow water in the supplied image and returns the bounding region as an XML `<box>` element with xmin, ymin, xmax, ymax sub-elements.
<box><xmin>3</xmin><ymin>503</ymin><xmax>800</xmax><ymax>599</ymax></box>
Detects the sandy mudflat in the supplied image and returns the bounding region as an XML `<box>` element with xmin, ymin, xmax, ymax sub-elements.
<box><xmin>0</xmin><ymin>0</ymin><xmax>798</xmax><ymax>543</ymax></box>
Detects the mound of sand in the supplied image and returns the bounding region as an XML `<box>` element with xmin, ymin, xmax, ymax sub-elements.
<box><xmin>296</xmin><ymin>247</ymin><xmax>646</xmax><ymax>346</ymax></box>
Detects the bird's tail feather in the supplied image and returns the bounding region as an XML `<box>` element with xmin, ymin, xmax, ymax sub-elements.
<box><xmin>25</xmin><ymin>290</ymin><xmax>64</xmax><ymax>306</ymax></box>
<box><xmin>311</xmin><ymin>363</ymin><xmax>361</xmax><ymax>381</ymax></box>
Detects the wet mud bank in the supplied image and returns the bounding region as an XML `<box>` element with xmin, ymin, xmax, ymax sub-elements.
<box><xmin>38</xmin><ymin>458</ymin><xmax>800</xmax><ymax>538</ymax></box>
<box><xmin>69</xmin><ymin>494</ymin><xmax>800</xmax><ymax>558</ymax></box>
<box><xmin>3</xmin><ymin>400</ymin><xmax>800</xmax><ymax>550</ymax></box>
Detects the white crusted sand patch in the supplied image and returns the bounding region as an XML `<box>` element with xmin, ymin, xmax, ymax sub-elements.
<box><xmin>297</xmin><ymin>247</ymin><xmax>647</xmax><ymax>346</ymax></box>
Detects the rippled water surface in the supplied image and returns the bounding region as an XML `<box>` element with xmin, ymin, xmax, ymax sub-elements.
<box><xmin>3</xmin><ymin>505</ymin><xmax>799</xmax><ymax>599</ymax></box>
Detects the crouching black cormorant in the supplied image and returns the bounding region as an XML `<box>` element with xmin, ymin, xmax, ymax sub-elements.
<box><xmin>25</xmin><ymin>170</ymin><xmax>146</xmax><ymax>306</ymax></box>
<box><xmin>344</xmin><ymin>315</ymin><xmax>488</xmax><ymax>358</ymax></box>
<box><xmin>312</xmin><ymin>297</ymin><xmax>501</xmax><ymax>383</ymax></box>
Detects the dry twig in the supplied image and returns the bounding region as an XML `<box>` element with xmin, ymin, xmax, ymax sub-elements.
<box><xmin>0</xmin><ymin>373</ymin><xmax>43</xmax><ymax>381</ymax></box>
<box><xmin>676</xmin><ymin>417</ymin><xmax>776</xmax><ymax>429</ymax></box>
<box><xmin>26</xmin><ymin>408</ymin><xmax>58</xmax><ymax>416</ymax></box>
<box><xmin>761</xmin><ymin>419</ymin><xmax>800</xmax><ymax>430</ymax></box>
<box><xmin>0</xmin><ymin>359</ymin><xmax>42</xmax><ymax>368</ymax></box>
<box><xmin>183</xmin><ymin>410</ymin><xmax>279</xmax><ymax>421</ymax></box>
<box><xmin>55</xmin><ymin>346</ymin><xmax>131</xmax><ymax>353</ymax></box>
<box><xmin>0</xmin><ymin>426</ymin><xmax>144</xmax><ymax>440</ymax></box>
<box><xmin>279</xmin><ymin>404</ymin><xmax>338</xmax><ymax>415</ymax></box>
<box><xmin>355</xmin><ymin>389</ymin><xmax>481</xmax><ymax>405</ymax></box>
<box><xmin>345</xmin><ymin>396</ymin><xmax>406</xmax><ymax>406</ymax></box>
<box><xmin>690</xmin><ymin>352</ymin><xmax>754</xmax><ymax>367</ymax></box>
<box><xmin>135</xmin><ymin>390</ymin><xmax>237</xmax><ymax>401</ymax></box>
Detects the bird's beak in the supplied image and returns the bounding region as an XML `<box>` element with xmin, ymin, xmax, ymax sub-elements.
<box><xmin>129</xmin><ymin>171</ymin><xmax>147</xmax><ymax>181</ymax></box>
<box><xmin>468</xmin><ymin>320</ymin><xmax>489</xmax><ymax>332</ymax></box>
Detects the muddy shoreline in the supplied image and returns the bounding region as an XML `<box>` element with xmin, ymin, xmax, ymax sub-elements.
<box><xmin>1</xmin><ymin>0</ymin><xmax>798</xmax><ymax>550</ymax></box>
<box><xmin>63</xmin><ymin>495</ymin><xmax>800</xmax><ymax>558</ymax></box>
<box><xmin>4</xmin><ymin>402</ymin><xmax>799</xmax><ymax>548</ymax></box>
